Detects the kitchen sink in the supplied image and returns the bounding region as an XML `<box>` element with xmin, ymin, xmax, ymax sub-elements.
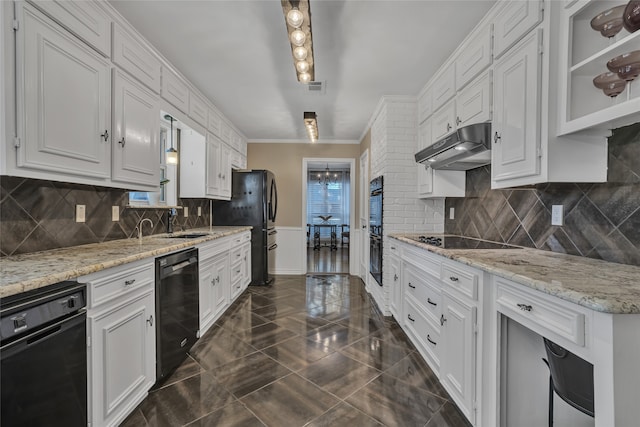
<box><xmin>164</xmin><ymin>233</ymin><xmax>209</xmax><ymax>239</ymax></box>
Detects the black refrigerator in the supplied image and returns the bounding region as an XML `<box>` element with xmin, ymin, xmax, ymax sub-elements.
<box><xmin>213</xmin><ymin>170</ymin><xmax>277</xmax><ymax>285</ymax></box>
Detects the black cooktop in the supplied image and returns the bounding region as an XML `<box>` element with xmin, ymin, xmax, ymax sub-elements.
<box><xmin>410</xmin><ymin>235</ymin><xmax>522</xmax><ymax>250</ymax></box>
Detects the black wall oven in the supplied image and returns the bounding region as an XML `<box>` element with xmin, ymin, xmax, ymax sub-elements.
<box><xmin>369</xmin><ymin>176</ymin><xmax>383</xmax><ymax>286</ymax></box>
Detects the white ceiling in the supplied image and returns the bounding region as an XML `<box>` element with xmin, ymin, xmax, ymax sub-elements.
<box><xmin>109</xmin><ymin>0</ymin><xmax>496</xmax><ymax>143</ymax></box>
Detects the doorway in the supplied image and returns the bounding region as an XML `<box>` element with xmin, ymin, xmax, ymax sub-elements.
<box><xmin>302</xmin><ymin>158</ymin><xmax>355</xmax><ymax>274</ymax></box>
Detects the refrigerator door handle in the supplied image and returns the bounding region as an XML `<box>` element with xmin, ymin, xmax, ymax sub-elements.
<box><xmin>268</xmin><ymin>243</ymin><xmax>278</xmax><ymax>251</ymax></box>
<box><xmin>269</xmin><ymin>178</ymin><xmax>278</xmax><ymax>222</ymax></box>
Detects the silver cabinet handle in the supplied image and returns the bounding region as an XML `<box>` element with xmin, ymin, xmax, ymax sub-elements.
<box><xmin>427</xmin><ymin>335</ymin><xmax>437</xmax><ymax>346</ymax></box>
<box><xmin>440</xmin><ymin>314</ymin><xmax>447</xmax><ymax>326</ymax></box>
<box><xmin>408</xmin><ymin>283</ymin><xmax>416</xmax><ymax>289</ymax></box>
<box><xmin>100</xmin><ymin>130</ymin><xmax>109</xmax><ymax>141</ymax></box>
<box><xmin>494</xmin><ymin>132</ymin><xmax>501</xmax><ymax>144</ymax></box>
<box><xmin>147</xmin><ymin>315</ymin><xmax>153</xmax><ymax>326</ymax></box>
<box><xmin>119</xmin><ymin>137</ymin><xmax>125</xmax><ymax>147</ymax></box>
<box><xmin>216</xmin><ymin>276</ymin><xmax>220</xmax><ymax>283</ymax></box>
<box><xmin>449</xmin><ymin>276</ymin><xmax>459</xmax><ymax>282</ymax></box>
<box><xmin>407</xmin><ymin>314</ymin><xmax>415</xmax><ymax>322</ymax></box>
<box><xmin>446</xmin><ymin>123</ymin><xmax>451</xmax><ymax>132</ymax></box>
<box><xmin>427</xmin><ymin>298</ymin><xmax>437</xmax><ymax>306</ymax></box>
<box><xmin>456</xmin><ymin>116</ymin><xmax>461</xmax><ymax>125</ymax></box>
<box><xmin>394</xmin><ymin>274</ymin><xmax>398</xmax><ymax>281</ymax></box>
<box><xmin>124</xmin><ymin>279</ymin><xmax>135</xmax><ymax>286</ymax></box>
<box><xmin>517</xmin><ymin>303</ymin><xmax>533</xmax><ymax>312</ymax></box>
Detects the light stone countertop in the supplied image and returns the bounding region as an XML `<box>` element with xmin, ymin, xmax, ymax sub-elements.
<box><xmin>0</xmin><ymin>226</ymin><xmax>251</xmax><ymax>298</ymax></box>
<box><xmin>390</xmin><ymin>234</ymin><xmax>640</xmax><ymax>314</ymax></box>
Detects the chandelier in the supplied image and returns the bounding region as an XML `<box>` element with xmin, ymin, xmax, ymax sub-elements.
<box><xmin>317</xmin><ymin>164</ymin><xmax>337</xmax><ymax>186</ymax></box>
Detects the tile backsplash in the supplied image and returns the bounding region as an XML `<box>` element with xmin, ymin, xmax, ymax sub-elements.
<box><xmin>445</xmin><ymin>123</ymin><xmax>640</xmax><ymax>266</ymax></box>
<box><xmin>0</xmin><ymin>178</ymin><xmax>211</xmax><ymax>256</ymax></box>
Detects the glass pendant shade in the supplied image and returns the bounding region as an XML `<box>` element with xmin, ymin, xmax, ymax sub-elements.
<box><xmin>296</xmin><ymin>60</ymin><xmax>310</xmax><ymax>73</ymax></box>
<box><xmin>290</xmin><ymin>29</ymin><xmax>306</xmax><ymax>46</ymax></box>
<box><xmin>293</xmin><ymin>46</ymin><xmax>308</xmax><ymax>61</ymax></box>
<box><xmin>286</xmin><ymin>9</ymin><xmax>304</xmax><ymax>28</ymax></box>
<box><xmin>299</xmin><ymin>72</ymin><xmax>311</xmax><ymax>83</ymax></box>
<box><xmin>166</xmin><ymin>147</ymin><xmax>178</xmax><ymax>165</ymax></box>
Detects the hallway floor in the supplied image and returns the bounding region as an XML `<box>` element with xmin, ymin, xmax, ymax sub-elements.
<box><xmin>121</xmin><ymin>275</ymin><xmax>470</xmax><ymax>427</ymax></box>
<box><xmin>306</xmin><ymin>247</ymin><xmax>349</xmax><ymax>274</ymax></box>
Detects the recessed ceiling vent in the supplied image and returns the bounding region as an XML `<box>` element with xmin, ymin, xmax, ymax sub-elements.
<box><xmin>307</xmin><ymin>81</ymin><xmax>325</xmax><ymax>94</ymax></box>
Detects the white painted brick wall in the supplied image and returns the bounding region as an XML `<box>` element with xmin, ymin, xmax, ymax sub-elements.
<box><xmin>367</xmin><ymin>97</ymin><xmax>445</xmax><ymax>315</ymax></box>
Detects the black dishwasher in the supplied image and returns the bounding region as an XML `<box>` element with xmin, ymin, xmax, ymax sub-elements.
<box><xmin>155</xmin><ymin>248</ymin><xmax>199</xmax><ymax>383</ymax></box>
<box><xmin>1</xmin><ymin>281</ymin><xmax>87</xmax><ymax>427</ymax></box>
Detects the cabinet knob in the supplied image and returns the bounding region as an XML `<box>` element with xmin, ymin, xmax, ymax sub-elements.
<box><xmin>100</xmin><ymin>130</ymin><xmax>109</xmax><ymax>142</ymax></box>
<box><xmin>494</xmin><ymin>132</ymin><xmax>501</xmax><ymax>144</ymax></box>
<box><xmin>456</xmin><ymin>116</ymin><xmax>462</xmax><ymax>125</ymax></box>
<box><xmin>394</xmin><ymin>274</ymin><xmax>398</xmax><ymax>281</ymax></box>
<box><xmin>147</xmin><ymin>315</ymin><xmax>153</xmax><ymax>327</ymax></box>
<box><xmin>216</xmin><ymin>276</ymin><xmax>220</xmax><ymax>283</ymax></box>
<box><xmin>440</xmin><ymin>314</ymin><xmax>447</xmax><ymax>326</ymax></box>
<box><xmin>211</xmin><ymin>277</ymin><xmax>215</xmax><ymax>285</ymax></box>
<box><xmin>119</xmin><ymin>137</ymin><xmax>126</xmax><ymax>147</ymax></box>
<box><xmin>446</xmin><ymin>123</ymin><xmax>452</xmax><ymax>132</ymax></box>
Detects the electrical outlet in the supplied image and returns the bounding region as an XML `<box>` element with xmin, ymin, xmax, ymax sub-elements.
<box><xmin>449</xmin><ymin>207</ymin><xmax>455</xmax><ymax>220</ymax></box>
<box><xmin>112</xmin><ymin>206</ymin><xmax>119</xmax><ymax>222</ymax></box>
<box><xmin>183</xmin><ymin>207</ymin><xmax>189</xmax><ymax>217</ymax></box>
<box><xmin>551</xmin><ymin>205</ymin><xmax>564</xmax><ymax>226</ymax></box>
<box><xmin>75</xmin><ymin>205</ymin><xmax>86</xmax><ymax>223</ymax></box>
<box><xmin>197</xmin><ymin>206</ymin><xmax>202</xmax><ymax>216</ymax></box>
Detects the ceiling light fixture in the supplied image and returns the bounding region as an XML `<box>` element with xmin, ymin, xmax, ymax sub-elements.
<box><xmin>304</xmin><ymin>111</ymin><xmax>318</xmax><ymax>142</ymax></box>
<box><xmin>282</xmin><ymin>0</ymin><xmax>315</xmax><ymax>84</ymax></box>
<box><xmin>164</xmin><ymin>114</ymin><xmax>178</xmax><ymax>165</ymax></box>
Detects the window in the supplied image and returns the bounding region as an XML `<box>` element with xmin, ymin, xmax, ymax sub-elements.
<box><xmin>307</xmin><ymin>169</ymin><xmax>350</xmax><ymax>239</ymax></box>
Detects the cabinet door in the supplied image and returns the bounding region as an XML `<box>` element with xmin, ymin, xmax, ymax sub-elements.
<box><xmin>112</xmin><ymin>24</ymin><xmax>161</xmax><ymax>93</ymax></box>
<box><xmin>220</xmin><ymin>144</ymin><xmax>232</xmax><ymax>199</ymax></box>
<box><xmin>206</xmin><ymin>135</ymin><xmax>222</xmax><ymax>196</ymax></box>
<box><xmin>212</xmin><ymin>253</ymin><xmax>229</xmax><ymax>313</ymax></box>
<box><xmin>492</xmin><ymin>30</ymin><xmax>542</xmax><ymax>184</ymax></box>
<box><xmin>493</xmin><ymin>0</ymin><xmax>543</xmax><ymax>59</ymax></box>
<box><xmin>418</xmin><ymin>87</ymin><xmax>432</xmax><ymax>124</ymax></box>
<box><xmin>417</xmin><ymin>118</ymin><xmax>432</xmax><ymax>151</ymax></box>
<box><xmin>431</xmin><ymin>100</ymin><xmax>456</xmax><ymax>141</ymax></box>
<box><xmin>208</xmin><ymin>108</ymin><xmax>221</xmax><ymax>136</ymax></box>
<box><xmin>89</xmin><ymin>290</ymin><xmax>155</xmax><ymax>427</ymax></box>
<box><xmin>431</xmin><ymin>69</ymin><xmax>456</xmax><ymax>112</ymax></box>
<box><xmin>112</xmin><ymin>70</ymin><xmax>160</xmax><ymax>189</ymax></box>
<box><xmin>189</xmin><ymin>90</ymin><xmax>208</xmax><ymax>127</ymax></box>
<box><xmin>18</xmin><ymin>4</ymin><xmax>111</xmax><ymax>179</ymax></box>
<box><xmin>456</xmin><ymin>71</ymin><xmax>492</xmax><ymax>127</ymax></box>
<box><xmin>199</xmin><ymin>257</ymin><xmax>215</xmax><ymax>330</ymax></box>
<box><xmin>455</xmin><ymin>24</ymin><xmax>493</xmax><ymax>90</ymax></box>
<box><xmin>242</xmin><ymin>242</ymin><xmax>251</xmax><ymax>289</ymax></box>
<box><xmin>389</xmin><ymin>253</ymin><xmax>401</xmax><ymax>320</ymax></box>
<box><xmin>161</xmin><ymin>66</ymin><xmax>189</xmax><ymax>113</ymax></box>
<box><xmin>440</xmin><ymin>291</ymin><xmax>477</xmax><ymax>424</ymax></box>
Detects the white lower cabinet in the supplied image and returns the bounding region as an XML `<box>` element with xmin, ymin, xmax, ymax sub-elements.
<box><xmin>199</xmin><ymin>251</ymin><xmax>229</xmax><ymax>335</ymax></box>
<box><xmin>397</xmin><ymin>241</ymin><xmax>480</xmax><ymax>426</ymax></box>
<box><xmin>80</xmin><ymin>259</ymin><xmax>156</xmax><ymax>427</ymax></box>
<box><xmin>388</xmin><ymin>244</ymin><xmax>401</xmax><ymax>320</ymax></box>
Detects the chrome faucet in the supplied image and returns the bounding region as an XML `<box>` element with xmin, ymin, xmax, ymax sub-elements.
<box><xmin>136</xmin><ymin>218</ymin><xmax>154</xmax><ymax>241</ymax></box>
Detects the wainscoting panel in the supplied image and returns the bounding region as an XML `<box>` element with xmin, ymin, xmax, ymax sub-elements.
<box><xmin>274</xmin><ymin>227</ymin><xmax>305</xmax><ymax>275</ymax></box>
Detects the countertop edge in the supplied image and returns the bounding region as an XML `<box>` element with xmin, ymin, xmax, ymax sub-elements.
<box><xmin>389</xmin><ymin>234</ymin><xmax>640</xmax><ymax>314</ymax></box>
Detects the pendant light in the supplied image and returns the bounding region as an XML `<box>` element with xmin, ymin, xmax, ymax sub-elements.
<box><xmin>164</xmin><ymin>114</ymin><xmax>178</xmax><ymax>165</ymax></box>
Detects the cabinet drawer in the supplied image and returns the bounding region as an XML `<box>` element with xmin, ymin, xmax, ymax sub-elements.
<box><xmin>441</xmin><ymin>262</ymin><xmax>479</xmax><ymax>301</ymax></box>
<box><xmin>83</xmin><ymin>261</ymin><xmax>154</xmax><ymax>308</ymax></box>
<box><xmin>161</xmin><ymin>66</ymin><xmax>189</xmax><ymax>113</ymax></box>
<box><xmin>199</xmin><ymin>237</ymin><xmax>231</xmax><ymax>260</ymax></box>
<box><xmin>112</xmin><ymin>24</ymin><xmax>161</xmax><ymax>93</ymax></box>
<box><xmin>403</xmin><ymin>245</ymin><xmax>441</xmax><ymax>278</ymax></box>
<box><xmin>495</xmin><ymin>278</ymin><xmax>586</xmax><ymax>346</ymax></box>
<box><xmin>405</xmin><ymin>266</ymin><xmax>441</xmax><ymax>325</ymax></box>
<box><xmin>405</xmin><ymin>298</ymin><xmax>441</xmax><ymax>370</ymax></box>
<box><xmin>30</xmin><ymin>0</ymin><xmax>111</xmax><ymax>56</ymax></box>
<box><xmin>230</xmin><ymin>246</ymin><xmax>243</xmax><ymax>264</ymax></box>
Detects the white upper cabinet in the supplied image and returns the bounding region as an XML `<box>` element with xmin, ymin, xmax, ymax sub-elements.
<box><xmin>558</xmin><ymin>0</ymin><xmax>640</xmax><ymax>135</ymax></box>
<box><xmin>431</xmin><ymin>99</ymin><xmax>457</xmax><ymax>142</ymax></box>
<box><xmin>220</xmin><ymin>120</ymin><xmax>232</xmax><ymax>145</ymax></box>
<box><xmin>455</xmin><ymin>24</ymin><xmax>493</xmax><ymax>90</ymax></box>
<box><xmin>112</xmin><ymin>23</ymin><xmax>161</xmax><ymax>93</ymax></box>
<box><xmin>161</xmin><ymin>65</ymin><xmax>189</xmax><ymax>113</ymax></box>
<box><xmin>456</xmin><ymin>70</ymin><xmax>492</xmax><ymax>127</ymax></box>
<box><xmin>493</xmin><ymin>0</ymin><xmax>544</xmax><ymax>59</ymax></box>
<box><xmin>418</xmin><ymin>87</ymin><xmax>433</xmax><ymax>124</ymax></box>
<box><xmin>30</xmin><ymin>0</ymin><xmax>111</xmax><ymax>56</ymax></box>
<box><xmin>431</xmin><ymin>67</ymin><xmax>456</xmax><ymax>112</ymax></box>
<box><xmin>112</xmin><ymin>69</ymin><xmax>160</xmax><ymax>190</ymax></box>
<box><xmin>16</xmin><ymin>3</ymin><xmax>111</xmax><ymax>180</ymax></box>
<box><xmin>492</xmin><ymin>30</ymin><xmax>542</xmax><ymax>184</ymax></box>
<box><xmin>208</xmin><ymin>108</ymin><xmax>221</xmax><ymax>136</ymax></box>
<box><xmin>188</xmin><ymin>90</ymin><xmax>208</xmax><ymax>127</ymax></box>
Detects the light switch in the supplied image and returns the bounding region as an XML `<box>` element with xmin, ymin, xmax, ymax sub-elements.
<box><xmin>449</xmin><ymin>207</ymin><xmax>455</xmax><ymax>220</ymax></box>
<box><xmin>197</xmin><ymin>207</ymin><xmax>202</xmax><ymax>217</ymax></box>
<box><xmin>75</xmin><ymin>205</ymin><xmax>86</xmax><ymax>223</ymax></box>
<box><xmin>551</xmin><ymin>205</ymin><xmax>563</xmax><ymax>226</ymax></box>
<box><xmin>183</xmin><ymin>207</ymin><xmax>189</xmax><ymax>217</ymax></box>
<box><xmin>112</xmin><ymin>206</ymin><xmax>119</xmax><ymax>222</ymax></box>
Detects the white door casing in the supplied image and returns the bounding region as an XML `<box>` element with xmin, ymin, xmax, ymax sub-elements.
<box><xmin>359</xmin><ymin>149</ymin><xmax>369</xmax><ymax>283</ymax></box>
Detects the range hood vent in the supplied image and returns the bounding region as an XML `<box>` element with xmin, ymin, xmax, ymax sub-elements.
<box><xmin>415</xmin><ymin>122</ymin><xmax>492</xmax><ymax>171</ymax></box>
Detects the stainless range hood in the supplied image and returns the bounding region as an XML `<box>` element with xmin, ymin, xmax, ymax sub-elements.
<box><xmin>415</xmin><ymin>122</ymin><xmax>492</xmax><ymax>171</ymax></box>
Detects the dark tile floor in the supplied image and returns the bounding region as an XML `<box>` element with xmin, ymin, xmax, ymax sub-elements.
<box><xmin>307</xmin><ymin>247</ymin><xmax>349</xmax><ymax>274</ymax></box>
<box><xmin>121</xmin><ymin>275</ymin><xmax>471</xmax><ymax>427</ymax></box>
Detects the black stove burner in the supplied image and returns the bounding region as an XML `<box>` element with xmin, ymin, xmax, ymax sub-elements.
<box><xmin>411</xmin><ymin>235</ymin><xmax>521</xmax><ymax>250</ymax></box>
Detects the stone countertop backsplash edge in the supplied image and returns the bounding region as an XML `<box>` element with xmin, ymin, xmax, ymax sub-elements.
<box><xmin>0</xmin><ymin>226</ymin><xmax>252</xmax><ymax>298</ymax></box>
<box><xmin>390</xmin><ymin>233</ymin><xmax>640</xmax><ymax>314</ymax></box>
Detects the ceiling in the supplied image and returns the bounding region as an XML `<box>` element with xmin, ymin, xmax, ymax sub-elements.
<box><xmin>109</xmin><ymin>0</ymin><xmax>496</xmax><ymax>144</ymax></box>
